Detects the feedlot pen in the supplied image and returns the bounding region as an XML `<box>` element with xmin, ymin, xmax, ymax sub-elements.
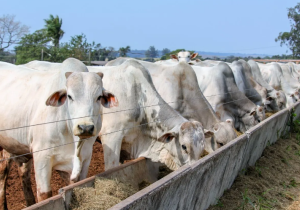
<box><xmin>23</xmin><ymin>102</ymin><xmax>300</xmax><ymax>210</ymax></box>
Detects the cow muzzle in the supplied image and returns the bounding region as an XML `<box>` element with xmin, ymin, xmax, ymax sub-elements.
<box><xmin>74</xmin><ymin>123</ymin><xmax>96</xmax><ymax>138</ymax></box>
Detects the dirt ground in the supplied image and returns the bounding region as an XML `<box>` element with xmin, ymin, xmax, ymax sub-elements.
<box><xmin>209</xmin><ymin>131</ymin><xmax>300</xmax><ymax>210</ymax></box>
<box><xmin>6</xmin><ymin>141</ymin><xmax>104</xmax><ymax>210</ymax></box>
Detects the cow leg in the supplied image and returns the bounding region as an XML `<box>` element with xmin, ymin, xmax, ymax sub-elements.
<box><xmin>101</xmin><ymin>133</ymin><xmax>123</xmax><ymax>170</ymax></box>
<box><xmin>0</xmin><ymin>150</ymin><xmax>12</xmax><ymax>210</ymax></box>
<box><xmin>33</xmin><ymin>156</ymin><xmax>52</xmax><ymax>202</ymax></box>
<box><xmin>79</xmin><ymin>155</ymin><xmax>92</xmax><ymax>180</ymax></box>
<box><xmin>17</xmin><ymin>160</ymin><xmax>35</xmax><ymax>207</ymax></box>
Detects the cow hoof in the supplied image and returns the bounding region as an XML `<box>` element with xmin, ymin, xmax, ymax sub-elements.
<box><xmin>70</xmin><ymin>173</ymin><xmax>79</xmax><ymax>182</ymax></box>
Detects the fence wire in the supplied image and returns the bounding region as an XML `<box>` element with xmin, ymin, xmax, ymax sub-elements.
<box><xmin>0</xmin><ymin>91</ymin><xmax>262</xmax><ymax>162</ymax></box>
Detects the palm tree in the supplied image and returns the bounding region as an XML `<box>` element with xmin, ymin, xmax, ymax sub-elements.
<box><xmin>119</xmin><ymin>46</ymin><xmax>131</xmax><ymax>57</ymax></box>
<box><xmin>44</xmin><ymin>15</ymin><xmax>64</xmax><ymax>47</ymax></box>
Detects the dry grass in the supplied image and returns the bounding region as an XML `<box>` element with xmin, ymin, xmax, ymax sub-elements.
<box><xmin>265</xmin><ymin>112</ymin><xmax>276</xmax><ymax>119</ymax></box>
<box><xmin>209</xmin><ymin>130</ymin><xmax>300</xmax><ymax>210</ymax></box>
<box><xmin>234</xmin><ymin>129</ymin><xmax>244</xmax><ymax>137</ymax></box>
<box><xmin>70</xmin><ymin>166</ymin><xmax>173</xmax><ymax>210</ymax></box>
<box><xmin>71</xmin><ymin>177</ymin><xmax>138</xmax><ymax>210</ymax></box>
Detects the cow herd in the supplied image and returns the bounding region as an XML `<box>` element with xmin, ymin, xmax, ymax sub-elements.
<box><xmin>0</xmin><ymin>51</ymin><xmax>299</xmax><ymax>209</ymax></box>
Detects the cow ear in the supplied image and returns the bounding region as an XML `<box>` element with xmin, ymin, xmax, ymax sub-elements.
<box><xmin>101</xmin><ymin>89</ymin><xmax>118</xmax><ymax>108</ymax></box>
<box><xmin>226</xmin><ymin>119</ymin><xmax>234</xmax><ymax>127</ymax></box>
<box><xmin>46</xmin><ymin>89</ymin><xmax>67</xmax><ymax>107</ymax></box>
<box><xmin>170</xmin><ymin>54</ymin><xmax>178</xmax><ymax>60</ymax></box>
<box><xmin>215</xmin><ymin>111</ymin><xmax>221</xmax><ymax>119</ymax></box>
<box><xmin>204</xmin><ymin>129</ymin><xmax>214</xmax><ymax>138</ymax></box>
<box><xmin>96</xmin><ymin>72</ymin><xmax>104</xmax><ymax>79</ymax></box>
<box><xmin>158</xmin><ymin>132</ymin><xmax>176</xmax><ymax>143</ymax></box>
<box><xmin>191</xmin><ymin>53</ymin><xmax>198</xmax><ymax>59</ymax></box>
<box><xmin>65</xmin><ymin>72</ymin><xmax>73</xmax><ymax>79</ymax></box>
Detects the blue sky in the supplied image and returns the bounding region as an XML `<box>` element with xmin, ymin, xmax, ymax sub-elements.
<box><xmin>2</xmin><ymin>0</ymin><xmax>299</xmax><ymax>55</ymax></box>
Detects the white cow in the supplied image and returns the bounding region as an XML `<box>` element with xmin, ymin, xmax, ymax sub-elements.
<box><xmin>287</xmin><ymin>62</ymin><xmax>300</xmax><ymax>82</ymax></box>
<box><xmin>156</xmin><ymin>51</ymin><xmax>199</xmax><ymax>65</ymax></box>
<box><xmin>192</xmin><ymin>62</ymin><xmax>262</xmax><ymax>132</ymax></box>
<box><xmin>105</xmin><ymin>58</ymin><xmax>237</xmax><ymax>153</ymax></box>
<box><xmin>24</xmin><ymin>59</ymin><xmax>213</xmax><ymax>171</ymax></box>
<box><xmin>171</xmin><ymin>51</ymin><xmax>198</xmax><ymax>63</ymax></box>
<box><xmin>258</xmin><ymin>62</ymin><xmax>298</xmax><ymax>107</ymax></box>
<box><xmin>247</xmin><ymin>60</ymin><xmax>286</xmax><ymax>111</ymax></box>
<box><xmin>229</xmin><ymin>60</ymin><xmax>264</xmax><ymax>106</ymax></box>
<box><xmin>279</xmin><ymin>62</ymin><xmax>300</xmax><ymax>97</ymax></box>
<box><xmin>0</xmin><ymin>58</ymin><xmax>117</xmax><ymax>208</ymax></box>
<box><xmin>24</xmin><ymin>60</ymin><xmax>61</xmax><ymax>71</ymax></box>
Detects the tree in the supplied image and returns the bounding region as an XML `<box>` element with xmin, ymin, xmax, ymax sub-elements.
<box><xmin>275</xmin><ymin>3</ymin><xmax>300</xmax><ymax>58</ymax></box>
<box><xmin>68</xmin><ymin>34</ymin><xmax>92</xmax><ymax>60</ymax></box>
<box><xmin>145</xmin><ymin>46</ymin><xmax>159</xmax><ymax>61</ymax></box>
<box><xmin>162</xmin><ymin>48</ymin><xmax>170</xmax><ymax>56</ymax></box>
<box><xmin>119</xmin><ymin>46</ymin><xmax>130</xmax><ymax>57</ymax></box>
<box><xmin>93</xmin><ymin>46</ymin><xmax>117</xmax><ymax>61</ymax></box>
<box><xmin>0</xmin><ymin>50</ymin><xmax>16</xmax><ymax>63</ymax></box>
<box><xmin>15</xmin><ymin>29</ymin><xmax>50</xmax><ymax>64</ymax></box>
<box><xmin>44</xmin><ymin>14</ymin><xmax>64</xmax><ymax>47</ymax></box>
<box><xmin>0</xmin><ymin>14</ymin><xmax>29</xmax><ymax>50</ymax></box>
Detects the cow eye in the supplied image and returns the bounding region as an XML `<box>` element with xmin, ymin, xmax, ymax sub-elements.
<box><xmin>182</xmin><ymin>145</ymin><xmax>187</xmax><ymax>150</ymax></box>
<box><xmin>165</xmin><ymin>136</ymin><xmax>173</xmax><ymax>143</ymax></box>
<box><xmin>97</xmin><ymin>96</ymin><xmax>102</xmax><ymax>101</ymax></box>
<box><xmin>67</xmin><ymin>95</ymin><xmax>73</xmax><ymax>101</ymax></box>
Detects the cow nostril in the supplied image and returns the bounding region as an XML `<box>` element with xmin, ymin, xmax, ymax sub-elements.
<box><xmin>182</xmin><ymin>145</ymin><xmax>187</xmax><ymax>150</ymax></box>
<box><xmin>78</xmin><ymin>125</ymin><xmax>85</xmax><ymax>131</ymax></box>
<box><xmin>86</xmin><ymin>125</ymin><xmax>94</xmax><ymax>134</ymax></box>
<box><xmin>78</xmin><ymin>125</ymin><xmax>94</xmax><ymax>135</ymax></box>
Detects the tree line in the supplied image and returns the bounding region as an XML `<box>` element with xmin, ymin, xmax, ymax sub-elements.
<box><xmin>2</xmin><ymin>2</ymin><xmax>300</xmax><ymax>64</ymax></box>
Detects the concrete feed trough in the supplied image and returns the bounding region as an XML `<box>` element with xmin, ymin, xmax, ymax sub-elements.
<box><xmin>24</xmin><ymin>102</ymin><xmax>300</xmax><ymax>210</ymax></box>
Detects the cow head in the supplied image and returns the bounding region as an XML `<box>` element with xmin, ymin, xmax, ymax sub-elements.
<box><xmin>158</xmin><ymin>121</ymin><xmax>213</xmax><ymax>170</ymax></box>
<box><xmin>171</xmin><ymin>51</ymin><xmax>198</xmax><ymax>63</ymax></box>
<box><xmin>255</xmin><ymin>105</ymin><xmax>266</xmax><ymax>123</ymax></box>
<box><xmin>237</xmin><ymin>108</ymin><xmax>257</xmax><ymax>133</ymax></box>
<box><xmin>46</xmin><ymin>72</ymin><xmax>118</xmax><ymax>139</ymax></box>
<box><xmin>286</xmin><ymin>92</ymin><xmax>298</xmax><ymax>107</ymax></box>
<box><xmin>264</xmin><ymin>96</ymin><xmax>279</xmax><ymax>112</ymax></box>
<box><xmin>275</xmin><ymin>91</ymin><xmax>287</xmax><ymax>110</ymax></box>
<box><xmin>212</xmin><ymin>121</ymin><xmax>237</xmax><ymax>148</ymax></box>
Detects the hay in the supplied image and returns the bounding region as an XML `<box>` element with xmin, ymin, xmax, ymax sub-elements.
<box><xmin>138</xmin><ymin>180</ymin><xmax>151</xmax><ymax>190</ymax></box>
<box><xmin>71</xmin><ymin>177</ymin><xmax>138</xmax><ymax>210</ymax></box>
<box><xmin>265</xmin><ymin>112</ymin><xmax>276</xmax><ymax>119</ymax></box>
<box><xmin>157</xmin><ymin>165</ymin><xmax>173</xmax><ymax>180</ymax></box>
<box><xmin>234</xmin><ymin>129</ymin><xmax>244</xmax><ymax>136</ymax></box>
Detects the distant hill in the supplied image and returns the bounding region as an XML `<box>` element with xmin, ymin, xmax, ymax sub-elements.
<box><xmin>126</xmin><ymin>50</ymin><xmax>269</xmax><ymax>59</ymax></box>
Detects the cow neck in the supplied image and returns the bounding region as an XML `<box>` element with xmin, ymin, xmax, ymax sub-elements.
<box><xmin>220</xmin><ymin>63</ymin><xmax>254</xmax><ymax>111</ymax></box>
<box><xmin>130</xmin><ymin>61</ymin><xmax>186</xmax><ymax>139</ymax></box>
<box><xmin>176</xmin><ymin>64</ymin><xmax>221</xmax><ymax>128</ymax></box>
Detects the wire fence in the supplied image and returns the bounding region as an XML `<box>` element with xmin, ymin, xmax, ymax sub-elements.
<box><xmin>0</xmin><ymin>88</ymin><xmax>262</xmax><ymax>163</ymax></box>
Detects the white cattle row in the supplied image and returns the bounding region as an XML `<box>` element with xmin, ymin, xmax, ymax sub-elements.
<box><xmin>0</xmin><ymin>51</ymin><xmax>298</xmax><ymax>209</ymax></box>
